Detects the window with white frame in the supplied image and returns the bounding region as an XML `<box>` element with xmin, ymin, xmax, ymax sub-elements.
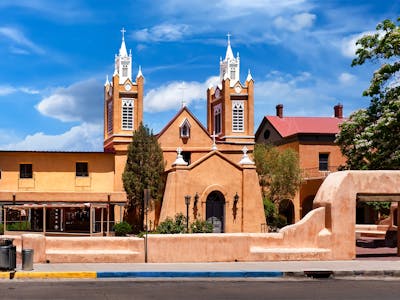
<box><xmin>230</xmin><ymin>68</ymin><xmax>235</xmax><ymax>80</ymax></box>
<box><xmin>232</xmin><ymin>101</ymin><xmax>244</xmax><ymax>132</ymax></box>
<box><xmin>122</xmin><ymin>99</ymin><xmax>134</xmax><ymax>130</ymax></box>
<box><xmin>122</xmin><ymin>62</ymin><xmax>128</xmax><ymax>77</ymax></box>
<box><xmin>107</xmin><ymin>101</ymin><xmax>113</xmax><ymax>133</ymax></box>
<box><xmin>214</xmin><ymin>104</ymin><xmax>222</xmax><ymax>134</ymax></box>
<box><xmin>180</xmin><ymin>119</ymin><xmax>191</xmax><ymax>138</ymax></box>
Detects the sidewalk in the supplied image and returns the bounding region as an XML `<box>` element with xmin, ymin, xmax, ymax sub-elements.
<box><xmin>2</xmin><ymin>260</ymin><xmax>400</xmax><ymax>280</ymax></box>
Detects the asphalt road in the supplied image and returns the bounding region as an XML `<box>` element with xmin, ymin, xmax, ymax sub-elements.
<box><xmin>1</xmin><ymin>279</ymin><xmax>399</xmax><ymax>300</ymax></box>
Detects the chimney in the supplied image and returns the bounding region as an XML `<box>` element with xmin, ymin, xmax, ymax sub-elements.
<box><xmin>334</xmin><ymin>104</ymin><xmax>343</xmax><ymax>119</ymax></box>
<box><xmin>276</xmin><ymin>104</ymin><xmax>283</xmax><ymax>118</ymax></box>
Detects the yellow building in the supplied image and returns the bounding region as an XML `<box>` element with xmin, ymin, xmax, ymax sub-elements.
<box><xmin>0</xmin><ymin>32</ymin><xmax>265</xmax><ymax>234</ymax></box>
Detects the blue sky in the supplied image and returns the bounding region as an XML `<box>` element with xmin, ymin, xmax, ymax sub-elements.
<box><xmin>0</xmin><ymin>0</ymin><xmax>398</xmax><ymax>151</ymax></box>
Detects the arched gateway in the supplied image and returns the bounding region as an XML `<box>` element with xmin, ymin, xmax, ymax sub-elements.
<box><xmin>206</xmin><ymin>191</ymin><xmax>225</xmax><ymax>233</ymax></box>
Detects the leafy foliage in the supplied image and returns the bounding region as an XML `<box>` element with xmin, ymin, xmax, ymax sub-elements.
<box><xmin>0</xmin><ymin>223</ymin><xmax>3</xmax><ymax>235</ymax></box>
<box><xmin>253</xmin><ymin>144</ymin><xmax>302</xmax><ymax>204</ymax></box>
<box><xmin>336</xmin><ymin>17</ymin><xmax>400</xmax><ymax>170</ymax></box>
<box><xmin>155</xmin><ymin>213</ymin><xmax>187</xmax><ymax>234</ymax></box>
<box><xmin>154</xmin><ymin>213</ymin><xmax>213</xmax><ymax>234</ymax></box>
<box><xmin>190</xmin><ymin>219</ymin><xmax>213</xmax><ymax>233</ymax></box>
<box><xmin>122</xmin><ymin>123</ymin><xmax>165</xmax><ymax>233</ymax></box>
<box><xmin>263</xmin><ymin>197</ymin><xmax>287</xmax><ymax>231</ymax></box>
<box><xmin>6</xmin><ymin>221</ymin><xmax>31</xmax><ymax>231</ymax></box>
<box><xmin>113</xmin><ymin>221</ymin><xmax>132</xmax><ymax>236</ymax></box>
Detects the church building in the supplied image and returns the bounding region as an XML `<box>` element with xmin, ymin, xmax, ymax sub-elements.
<box><xmin>0</xmin><ymin>31</ymin><xmax>265</xmax><ymax>234</ymax></box>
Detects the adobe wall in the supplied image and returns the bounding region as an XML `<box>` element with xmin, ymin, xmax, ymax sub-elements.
<box><xmin>313</xmin><ymin>170</ymin><xmax>400</xmax><ymax>259</ymax></box>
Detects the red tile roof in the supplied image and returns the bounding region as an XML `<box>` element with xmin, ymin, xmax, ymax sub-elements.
<box><xmin>266</xmin><ymin>116</ymin><xmax>346</xmax><ymax>138</ymax></box>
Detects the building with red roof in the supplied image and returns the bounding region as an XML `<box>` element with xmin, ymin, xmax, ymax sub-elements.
<box><xmin>255</xmin><ymin>104</ymin><xmax>347</xmax><ymax>224</ymax></box>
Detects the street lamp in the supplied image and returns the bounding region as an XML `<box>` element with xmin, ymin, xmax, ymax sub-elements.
<box><xmin>184</xmin><ymin>195</ymin><xmax>191</xmax><ymax>232</ymax></box>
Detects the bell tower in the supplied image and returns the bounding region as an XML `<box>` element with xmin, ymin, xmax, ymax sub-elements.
<box><xmin>207</xmin><ymin>35</ymin><xmax>254</xmax><ymax>145</ymax></box>
<box><xmin>103</xmin><ymin>28</ymin><xmax>144</xmax><ymax>152</ymax></box>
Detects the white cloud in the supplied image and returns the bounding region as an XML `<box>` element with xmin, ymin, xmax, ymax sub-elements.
<box><xmin>36</xmin><ymin>78</ymin><xmax>103</xmax><ymax>123</ymax></box>
<box><xmin>341</xmin><ymin>31</ymin><xmax>374</xmax><ymax>58</ymax></box>
<box><xmin>132</xmin><ymin>24</ymin><xmax>190</xmax><ymax>42</ymax></box>
<box><xmin>0</xmin><ymin>27</ymin><xmax>45</xmax><ymax>55</ymax></box>
<box><xmin>0</xmin><ymin>85</ymin><xmax>17</xmax><ymax>96</ymax></box>
<box><xmin>0</xmin><ymin>123</ymin><xmax>103</xmax><ymax>151</ymax></box>
<box><xmin>273</xmin><ymin>13</ymin><xmax>316</xmax><ymax>32</ymax></box>
<box><xmin>144</xmin><ymin>76</ymin><xmax>219</xmax><ymax>112</ymax></box>
<box><xmin>338</xmin><ymin>72</ymin><xmax>356</xmax><ymax>84</ymax></box>
<box><xmin>0</xmin><ymin>85</ymin><xmax>39</xmax><ymax>96</ymax></box>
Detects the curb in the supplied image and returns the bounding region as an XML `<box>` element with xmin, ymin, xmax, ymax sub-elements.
<box><xmin>96</xmin><ymin>271</ymin><xmax>284</xmax><ymax>278</ymax></box>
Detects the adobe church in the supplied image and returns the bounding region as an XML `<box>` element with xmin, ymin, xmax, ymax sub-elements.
<box><xmin>0</xmin><ymin>31</ymin><xmax>265</xmax><ymax>234</ymax></box>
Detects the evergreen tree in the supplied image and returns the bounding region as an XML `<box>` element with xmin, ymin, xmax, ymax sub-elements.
<box><xmin>336</xmin><ymin>17</ymin><xmax>400</xmax><ymax>170</ymax></box>
<box><xmin>122</xmin><ymin>123</ymin><xmax>165</xmax><ymax>233</ymax></box>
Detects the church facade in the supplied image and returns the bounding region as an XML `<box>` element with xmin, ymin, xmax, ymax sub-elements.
<box><xmin>0</xmin><ymin>32</ymin><xmax>265</xmax><ymax>234</ymax></box>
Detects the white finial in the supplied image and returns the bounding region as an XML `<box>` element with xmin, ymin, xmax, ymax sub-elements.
<box><xmin>172</xmin><ymin>147</ymin><xmax>188</xmax><ymax>166</ymax></box>
<box><xmin>246</xmin><ymin>69</ymin><xmax>253</xmax><ymax>82</ymax></box>
<box><xmin>104</xmin><ymin>75</ymin><xmax>110</xmax><ymax>86</ymax></box>
<box><xmin>136</xmin><ymin>65</ymin><xmax>143</xmax><ymax>78</ymax></box>
<box><xmin>239</xmin><ymin>146</ymin><xmax>254</xmax><ymax>165</ymax></box>
<box><xmin>211</xmin><ymin>131</ymin><xmax>218</xmax><ymax>151</ymax></box>
<box><xmin>121</xmin><ymin>27</ymin><xmax>126</xmax><ymax>41</ymax></box>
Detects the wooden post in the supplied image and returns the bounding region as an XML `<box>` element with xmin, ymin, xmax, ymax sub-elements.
<box><xmin>107</xmin><ymin>205</ymin><xmax>110</xmax><ymax>236</ymax></box>
<box><xmin>397</xmin><ymin>203</ymin><xmax>400</xmax><ymax>256</ymax></box>
<box><xmin>43</xmin><ymin>206</ymin><xmax>46</xmax><ymax>235</ymax></box>
<box><xmin>89</xmin><ymin>206</ymin><xmax>93</xmax><ymax>236</ymax></box>
<box><xmin>101</xmin><ymin>207</ymin><xmax>104</xmax><ymax>235</ymax></box>
<box><xmin>4</xmin><ymin>206</ymin><xmax>7</xmax><ymax>234</ymax></box>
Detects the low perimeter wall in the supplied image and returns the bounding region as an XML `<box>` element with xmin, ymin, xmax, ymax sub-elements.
<box><xmin>17</xmin><ymin>207</ymin><xmax>334</xmax><ymax>263</ymax></box>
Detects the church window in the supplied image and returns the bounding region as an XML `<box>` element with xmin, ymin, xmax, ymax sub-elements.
<box><xmin>180</xmin><ymin>119</ymin><xmax>191</xmax><ymax>138</ymax></box>
<box><xmin>20</xmin><ymin>164</ymin><xmax>32</xmax><ymax>179</ymax></box>
<box><xmin>122</xmin><ymin>63</ymin><xmax>128</xmax><ymax>77</ymax></box>
<box><xmin>214</xmin><ymin>104</ymin><xmax>222</xmax><ymax>134</ymax></box>
<box><xmin>232</xmin><ymin>101</ymin><xmax>244</xmax><ymax>132</ymax></box>
<box><xmin>107</xmin><ymin>101</ymin><xmax>113</xmax><ymax>133</ymax></box>
<box><xmin>76</xmin><ymin>162</ymin><xmax>89</xmax><ymax>177</ymax></box>
<box><xmin>182</xmin><ymin>151</ymin><xmax>191</xmax><ymax>165</ymax></box>
<box><xmin>230</xmin><ymin>68</ymin><xmax>235</xmax><ymax>79</ymax></box>
<box><xmin>122</xmin><ymin>99</ymin><xmax>134</xmax><ymax>130</ymax></box>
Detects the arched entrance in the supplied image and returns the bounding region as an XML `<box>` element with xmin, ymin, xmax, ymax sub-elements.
<box><xmin>206</xmin><ymin>191</ymin><xmax>225</xmax><ymax>233</ymax></box>
<box><xmin>279</xmin><ymin>199</ymin><xmax>295</xmax><ymax>225</ymax></box>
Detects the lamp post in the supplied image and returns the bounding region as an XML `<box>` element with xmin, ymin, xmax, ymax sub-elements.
<box><xmin>184</xmin><ymin>195</ymin><xmax>191</xmax><ymax>232</ymax></box>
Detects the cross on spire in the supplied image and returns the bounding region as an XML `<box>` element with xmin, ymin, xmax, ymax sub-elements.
<box><xmin>121</xmin><ymin>27</ymin><xmax>126</xmax><ymax>40</ymax></box>
<box><xmin>178</xmin><ymin>84</ymin><xmax>187</xmax><ymax>107</ymax></box>
<box><xmin>227</xmin><ymin>32</ymin><xmax>231</xmax><ymax>44</ymax></box>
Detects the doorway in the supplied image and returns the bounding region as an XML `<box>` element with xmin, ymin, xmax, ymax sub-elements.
<box><xmin>206</xmin><ymin>191</ymin><xmax>225</xmax><ymax>233</ymax></box>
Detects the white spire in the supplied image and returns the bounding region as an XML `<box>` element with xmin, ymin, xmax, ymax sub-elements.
<box><xmin>225</xmin><ymin>33</ymin><xmax>234</xmax><ymax>60</ymax></box>
<box><xmin>219</xmin><ymin>33</ymin><xmax>240</xmax><ymax>86</ymax></box>
<box><xmin>136</xmin><ymin>65</ymin><xmax>143</xmax><ymax>78</ymax></box>
<box><xmin>246</xmin><ymin>69</ymin><xmax>253</xmax><ymax>82</ymax></box>
<box><xmin>119</xmin><ymin>27</ymin><xmax>128</xmax><ymax>57</ymax></box>
<box><xmin>114</xmin><ymin>27</ymin><xmax>132</xmax><ymax>84</ymax></box>
<box><xmin>104</xmin><ymin>75</ymin><xmax>110</xmax><ymax>86</ymax></box>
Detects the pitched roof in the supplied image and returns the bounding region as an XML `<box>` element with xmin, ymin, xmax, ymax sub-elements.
<box><xmin>265</xmin><ymin>116</ymin><xmax>346</xmax><ymax>138</ymax></box>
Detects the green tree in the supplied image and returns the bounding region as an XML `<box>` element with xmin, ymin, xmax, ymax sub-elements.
<box><xmin>336</xmin><ymin>17</ymin><xmax>400</xmax><ymax>170</ymax></box>
<box><xmin>253</xmin><ymin>144</ymin><xmax>302</xmax><ymax>206</ymax></box>
<box><xmin>122</xmin><ymin>123</ymin><xmax>165</xmax><ymax>233</ymax></box>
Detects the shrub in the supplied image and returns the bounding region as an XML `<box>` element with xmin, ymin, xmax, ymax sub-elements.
<box><xmin>6</xmin><ymin>221</ymin><xmax>31</xmax><ymax>231</ymax></box>
<box><xmin>190</xmin><ymin>219</ymin><xmax>213</xmax><ymax>233</ymax></box>
<box><xmin>0</xmin><ymin>223</ymin><xmax>3</xmax><ymax>235</ymax></box>
<box><xmin>114</xmin><ymin>221</ymin><xmax>132</xmax><ymax>236</ymax></box>
<box><xmin>155</xmin><ymin>213</ymin><xmax>186</xmax><ymax>234</ymax></box>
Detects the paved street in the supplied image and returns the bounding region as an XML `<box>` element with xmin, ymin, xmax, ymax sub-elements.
<box><xmin>1</xmin><ymin>280</ymin><xmax>400</xmax><ymax>300</ymax></box>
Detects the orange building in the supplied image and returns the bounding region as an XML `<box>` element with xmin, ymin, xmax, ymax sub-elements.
<box><xmin>255</xmin><ymin>104</ymin><xmax>347</xmax><ymax>224</ymax></box>
<box><xmin>0</xmin><ymin>32</ymin><xmax>265</xmax><ymax>234</ymax></box>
